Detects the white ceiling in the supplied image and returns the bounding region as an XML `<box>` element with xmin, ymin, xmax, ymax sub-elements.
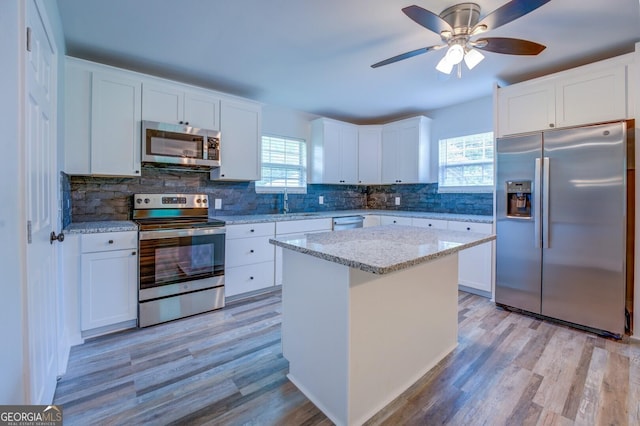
<box><xmin>56</xmin><ymin>0</ymin><xmax>640</xmax><ymax>124</ymax></box>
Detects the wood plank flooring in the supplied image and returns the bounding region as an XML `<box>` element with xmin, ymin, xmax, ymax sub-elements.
<box><xmin>54</xmin><ymin>290</ymin><xmax>640</xmax><ymax>425</ymax></box>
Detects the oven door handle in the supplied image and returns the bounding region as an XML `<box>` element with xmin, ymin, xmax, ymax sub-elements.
<box><xmin>139</xmin><ymin>227</ymin><xmax>226</xmax><ymax>240</ymax></box>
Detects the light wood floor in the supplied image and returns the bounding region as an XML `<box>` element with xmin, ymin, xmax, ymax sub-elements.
<box><xmin>54</xmin><ymin>290</ymin><xmax>640</xmax><ymax>425</ymax></box>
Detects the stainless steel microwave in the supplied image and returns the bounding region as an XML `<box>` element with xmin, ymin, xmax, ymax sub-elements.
<box><xmin>142</xmin><ymin>120</ymin><xmax>221</xmax><ymax>168</ymax></box>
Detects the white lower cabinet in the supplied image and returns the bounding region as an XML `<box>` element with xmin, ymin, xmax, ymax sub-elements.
<box><xmin>80</xmin><ymin>231</ymin><xmax>138</xmax><ymax>334</ymax></box>
<box><xmin>275</xmin><ymin>218</ymin><xmax>332</xmax><ymax>286</ymax></box>
<box><xmin>410</xmin><ymin>219</ymin><xmax>493</xmax><ymax>295</ymax></box>
<box><xmin>225</xmin><ymin>222</ymin><xmax>275</xmax><ymax>297</ymax></box>
<box><xmin>446</xmin><ymin>221</ymin><xmax>493</xmax><ymax>294</ymax></box>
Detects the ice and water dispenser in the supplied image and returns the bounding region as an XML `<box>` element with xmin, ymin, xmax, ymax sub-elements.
<box><xmin>506</xmin><ymin>181</ymin><xmax>532</xmax><ymax>218</ymax></box>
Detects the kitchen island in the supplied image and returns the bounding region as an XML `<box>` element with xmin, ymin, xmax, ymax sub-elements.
<box><xmin>270</xmin><ymin>225</ymin><xmax>495</xmax><ymax>426</ymax></box>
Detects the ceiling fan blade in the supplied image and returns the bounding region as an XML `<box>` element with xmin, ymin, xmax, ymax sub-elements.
<box><xmin>475</xmin><ymin>37</ymin><xmax>546</xmax><ymax>55</ymax></box>
<box><xmin>474</xmin><ymin>0</ymin><xmax>551</xmax><ymax>32</ymax></box>
<box><xmin>402</xmin><ymin>5</ymin><xmax>452</xmax><ymax>35</ymax></box>
<box><xmin>371</xmin><ymin>45</ymin><xmax>442</xmax><ymax>68</ymax></box>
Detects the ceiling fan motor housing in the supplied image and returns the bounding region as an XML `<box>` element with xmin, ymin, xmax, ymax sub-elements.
<box><xmin>439</xmin><ymin>2</ymin><xmax>481</xmax><ymax>36</ymax></box>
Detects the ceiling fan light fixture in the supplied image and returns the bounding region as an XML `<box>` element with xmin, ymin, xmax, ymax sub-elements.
<box><xmin>436</xmin><ymin>55</ymin><xmax>454</xmax><ymax>74</ymax></box>
<box><xmin>445</xmin><ymin>43</ymin><xmax>465</xmax><ymax>65</ymax></box>
<box><xmin>463</xmin><ymin>48</ymin><xmax>484</xmax><ymax>69</ymax></box>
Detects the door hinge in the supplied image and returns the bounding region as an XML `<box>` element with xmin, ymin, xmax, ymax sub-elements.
<box><xmin>26</xmin><ymin>27</ymin><xmax>32</xmax><ymax>52</ymax></box>
<box><xmin>27</xmin><ymin>220</ymin><xmax>32</xmax><ymax>244</ymax></box>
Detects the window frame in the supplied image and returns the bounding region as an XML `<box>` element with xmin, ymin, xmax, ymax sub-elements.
<box><xmin>437</xmin><ymin>131</ymin><xmax>495</xmax><ymax>193</ymax></box>
<box><xmin>255</xmin><ymin>134</ymin><xmax>308</xmax><ymax>194</ymax></box>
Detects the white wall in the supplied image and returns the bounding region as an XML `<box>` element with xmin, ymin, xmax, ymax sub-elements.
<box><xmin>427</xmin><ymin>95</ymin><xmax>494</xmax><ymax>182</ymax></box>
<box><xmin>262</xmin><ymin>104</ymin><xmax>318</xmax><ymax>142</ymax></box>
<box><xmin>0</xmin><ymin>0</ymin><xmax>27</xmax><ymax>404</ymax></box>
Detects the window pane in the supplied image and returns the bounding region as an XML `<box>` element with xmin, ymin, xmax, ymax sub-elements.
<box><xmin>438</xmin><ymin>132</ymin><xmax>494</xmax><ymax>189</ymax></box>
<box><xmin>256</xmin><ymin>135</ymin><xmax>307</xmax><ymax>192</ymax></box>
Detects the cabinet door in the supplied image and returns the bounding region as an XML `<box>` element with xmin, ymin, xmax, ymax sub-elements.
<box><xmin>396</xmin><ymin>125</ymin><xmax>419</xmax><ymax>183</ymax></box>
<box><xmin>213</xmin><ymin>100</ymin><xmax>261</xmax><ymax>180</ymax></box>
<box><xmin>81</xmin><ymin>249</ymin><xmax>138</xmax><ymax>330</ymax></box>
<box><xmin>226</xmin><ymin>261</ymin><xmax>275</xmax><ymax>297</ymax></box>
<box><xmin>362</xmin><ymin>215</ymin><xmax>381</xmax><ymax>227</ymax></box>
<box><xmin>184</xmin><ymin>91</ymin><xmax>221</xmax><ymax>130</ymax></box>
<box><xmin>322</xmin><ymin>121</ymin><xmax>342</xmax><ymax>184</ymax></box>
<box><xmin>358</xmin><ymin>126</ymin><xmax>382</xmax><ymax>184</ymax></box>
<box><xmin>142</xmin><ymin>82</ymin><xmax>184</xmax><ymax>124</ymax></box>
<box><xmin>91</xmin><ymin>72</ymin><xmax>142</xmax><ymax>176</ymax></box>
<box><xmin>556</xmin><ymin>66</ymin><xmax>627</xmax><ymax>128</ymax></box>
<box><xmin>64</xmin><ymin>62</ymin><xmax>91</xmax><ymax>174</ymax></box>
<box><xmin>340</xmin><ymin>124</ymin><xmax>359</xmax><ymax>184</ymax></box>
<box><xmin>381</xmin><ymin>126</ymin><xmax>399</xmax><ymax>183</ymax></box>
<box><xmin>448</xmin><ymin>221</ymin><xmax>493</xmax><ymax>293</ymax></box>
<box><xmin>497</xmin><ymin>82</ymin><xmax>555</xmax><ymax>136</ymax></box>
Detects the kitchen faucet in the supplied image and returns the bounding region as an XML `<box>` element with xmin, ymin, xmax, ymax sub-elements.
<box><xmin>283</xmin><ymin>187</ymin><xmax>289</xmax><ymax>214</ymax></box>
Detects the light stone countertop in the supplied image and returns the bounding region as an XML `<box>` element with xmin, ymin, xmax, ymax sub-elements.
<box><xmin>213</xmin><ymin>209</ymin><xmax>492</xmax><ymax>225</ymax></box>
<box><xmin>64</xmin><ymin>220</ymin><xmax>138</xmax><ymax>234</ymax></box>
<box><xmin>269</xmin><ymin>224</ymin><xmax>496</xmax><ymax>275</ymax></box>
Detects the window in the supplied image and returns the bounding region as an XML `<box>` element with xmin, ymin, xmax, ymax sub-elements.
<box><xmin>255</xmin><ymin>135</ymin><xmax>307</xmax><ymax>193</ymax></box>
<box><xmin>438</xmin><ymin>131</ymin><xmax>494</xmax><ymax>192</ymax></box>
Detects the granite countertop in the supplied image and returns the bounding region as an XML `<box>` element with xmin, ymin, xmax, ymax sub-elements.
<box><xmin>64</xmin><ymin>220</ymin><xmax>138</xmax><ymax>234</ymax></box>
<box><xmin>213</xmin><ymin>209</ymin><xmax>493</xmax><ymax>225</ymax></box>
<box><xmin>269</xmin><ymin>224</ymin><xmax>496</xmax><ymax>275</ymax></box>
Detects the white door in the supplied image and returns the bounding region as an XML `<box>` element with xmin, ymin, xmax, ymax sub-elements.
<box><xmin>25</xmin><ymin>0</ymin><xmax>59</xmax><ymax>404</ymax></box>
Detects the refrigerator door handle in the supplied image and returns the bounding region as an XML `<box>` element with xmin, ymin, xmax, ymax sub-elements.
<box><xmin>534</xmin><ymin>158</ymin><xmax>542</xmax><ymax>248</ymax></box>
<box><xmin>542</xmin><ymin>157</ymin><xmax>550</xmax><ymax>248</ymax></box>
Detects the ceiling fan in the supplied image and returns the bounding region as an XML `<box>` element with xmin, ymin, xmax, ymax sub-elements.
<box><xmin>371</xmin><ymin>0</ymin><xmax>550</xmax><ymax>77</ymax></box>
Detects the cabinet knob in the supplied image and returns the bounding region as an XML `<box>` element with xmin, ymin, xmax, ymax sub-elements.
<box><xmin>250</xmin><ymin>249</ymin><xmax>254</xmax><ymax>253</ymax></box>
<box><xmin>108</xmin><ymin>239</ymin><xmax>114</xmax><ymax>244</ymax></box>
<box><xmin>179</xmin><ymin>120</ymin><xmax>184</xmax><ymax>124</ymax></box>
<box><xmin>250</xmin><ymin>276</ymin><xmax>254</xmax><ymax>280</ymax></box>
<box><xmin>135</xmin><ymin>170</ymin><xmax>140</xmax><ymax>174</ymax></box>
<box><xmin>132</xmin><ymin>251</ymin><xmax>136</xmax><ymax>255</ymax></box>
<box><xmin>466</xmin><ymin>227</ymin><xmax>471</xmax><ymax>231</ymax></box>
<box><xmin>250</xmin><ymin>229</ymin><xmax>255</xmax><ymax>233</ymax></box>
<box><xmin>185</xmin><ymin>121</ymin><xmax>189</xmax><ymax>125</ymax></box>
<box><xmin>549</xmin><ymin>123</ymin><xmax>555</xmax><ymax>128</ymax></box>
<box><xmin>428</xmin><ymin>224</ymin><xmax>432</xmax><ymax>227</ymax></box>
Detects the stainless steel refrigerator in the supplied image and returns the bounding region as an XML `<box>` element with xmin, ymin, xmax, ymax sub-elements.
<box><xmin>495</xmin><ymin>121</ymin><xmax>629</xmax><ymax>337</ymax></box>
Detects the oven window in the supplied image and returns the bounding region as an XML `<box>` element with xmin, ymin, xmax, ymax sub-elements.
<box><xmin>139</xmin><ymin>233</ymin><xmax>224</xmax><ymax>289</ymax></box>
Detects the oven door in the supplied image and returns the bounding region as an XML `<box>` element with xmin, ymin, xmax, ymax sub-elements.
<box><xmin>138</xmin><ymin>227</ymin><xmax>225</xmax><ymax>302</ymax></box>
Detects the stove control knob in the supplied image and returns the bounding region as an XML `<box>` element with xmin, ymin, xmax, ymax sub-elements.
<box><xmin>196</xmin><ymin>198</ymin><xmax>201</xmax><ymax>204</ymax></box>
<box><xmin>202</xmin><ymin>199</ymin><xmax>207</xmax><ymax>204</ymax></box>
<box><xmin>136</xmin><ymin>198</ymin><xmax>142</xmax><ymax>204</ymax></box>
<box><xmin>144</xmin><ymin>198</ymin><xmax>150</xmax><ymax>204</ymax></box>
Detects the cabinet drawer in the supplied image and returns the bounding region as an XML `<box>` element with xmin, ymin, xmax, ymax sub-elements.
<box><xmin>81</xmin><ymin>231</ymin><xmax>137</xmax><ymax>253</ymax></box>
<box><xmin>276</xmin><ymin>218</ymin><xmax>332</xmax><ymax>235</ymax></box>
<box><xmin>412</xmin><ymin>218</ymin><xmax>448</xmax><ymax>230</ymax></box>
<box><xmin>225</xmin><ymin>222</ymin><xmax>275</xmax><ymax>239</ymax></box>
<box><xmin>225</xmin><ymin>236</ymin><xmax>274</xmax><ymax>268</ymax></box>
<box><xmin>447</xmin><ymin>221</ymin><xmax>492</xmax><ymax>234</ymax></box>
<box><xmin>225</xmin><ymin>261</ymin><xmax>274</xmax><ymax>297</ymax></box>
<box><xmin>380</xmin><ymin>216</ymin><xmax>412</xmax><ymax>226</ymax></box>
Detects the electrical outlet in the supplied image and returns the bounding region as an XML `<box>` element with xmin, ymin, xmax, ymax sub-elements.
<box><xmin>395</xmin><ymin>197</ymin><xmax>400</xmax><ymax>206</ymax></box>
<box><xmin>214</xmin><ymin>198</ymin><xmax>222</xmax><ymax>209</ymax></box>
<box><xmin>319</xmin><ymin>196</ymin><xmax>324</xmax><ymax>205</ymax></box>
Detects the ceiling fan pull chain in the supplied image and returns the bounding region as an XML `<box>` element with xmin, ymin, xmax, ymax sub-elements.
<box><xmin>457</xmin><ymin>63</ymin><xmax>462</xmax><ymax>79</ymax></box>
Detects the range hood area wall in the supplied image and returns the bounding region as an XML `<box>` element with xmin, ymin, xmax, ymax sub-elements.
<box><xmin>62</xmin><ymin>170</ymin><xmax>493</xmax><ymax>225</ymax></box>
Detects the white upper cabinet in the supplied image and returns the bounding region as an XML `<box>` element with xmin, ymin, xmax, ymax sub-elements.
<box><xmin>310</xmin><ymin>118</ymin><xmax>359</xmax><ymax>184</ymax></box>
<box><xmin>357</xmin><ymin>125</ymin><xmax>382</xmax><ymax>185</ymax></box>
<box><xmin>210</xmin><ymin>98</ymin><xmax>262</xmax><ymax>181</ymax></box>
<box><xmin>64</xmin><ymin>58</ymin><xmax>142</xmax><ymax>177</ymax></box>
<box><xmin>497</xmin><ymin>54</ymin><xmax>632</xmax><ymax>137</ymax></box>
<box><xmin>142</xmin><ymin>81</ymin><xmax>221</xmax><ymax>130</ymax></box>
<box><xmin>381</xmin><ymin>116</ymin><xmax>431</xmax><ymax>184</ymax></box>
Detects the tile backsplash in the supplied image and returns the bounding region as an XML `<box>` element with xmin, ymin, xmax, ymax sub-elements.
<box><xmin>62</xmin><ymin>169</ymin><xmax>493</xmax><ymax>224</ymax></box>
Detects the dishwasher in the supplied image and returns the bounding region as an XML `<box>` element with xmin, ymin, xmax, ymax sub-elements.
<box><xmin>332</xmin><ymin>216</ymin><xmax>364</xmax><ymax>231</ymax></box>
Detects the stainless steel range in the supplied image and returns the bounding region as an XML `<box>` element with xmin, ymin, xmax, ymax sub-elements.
<box><xmin>133</xmin><ymin>193</ymin><xmax>225</xmax><ymax>327</ymax></box>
